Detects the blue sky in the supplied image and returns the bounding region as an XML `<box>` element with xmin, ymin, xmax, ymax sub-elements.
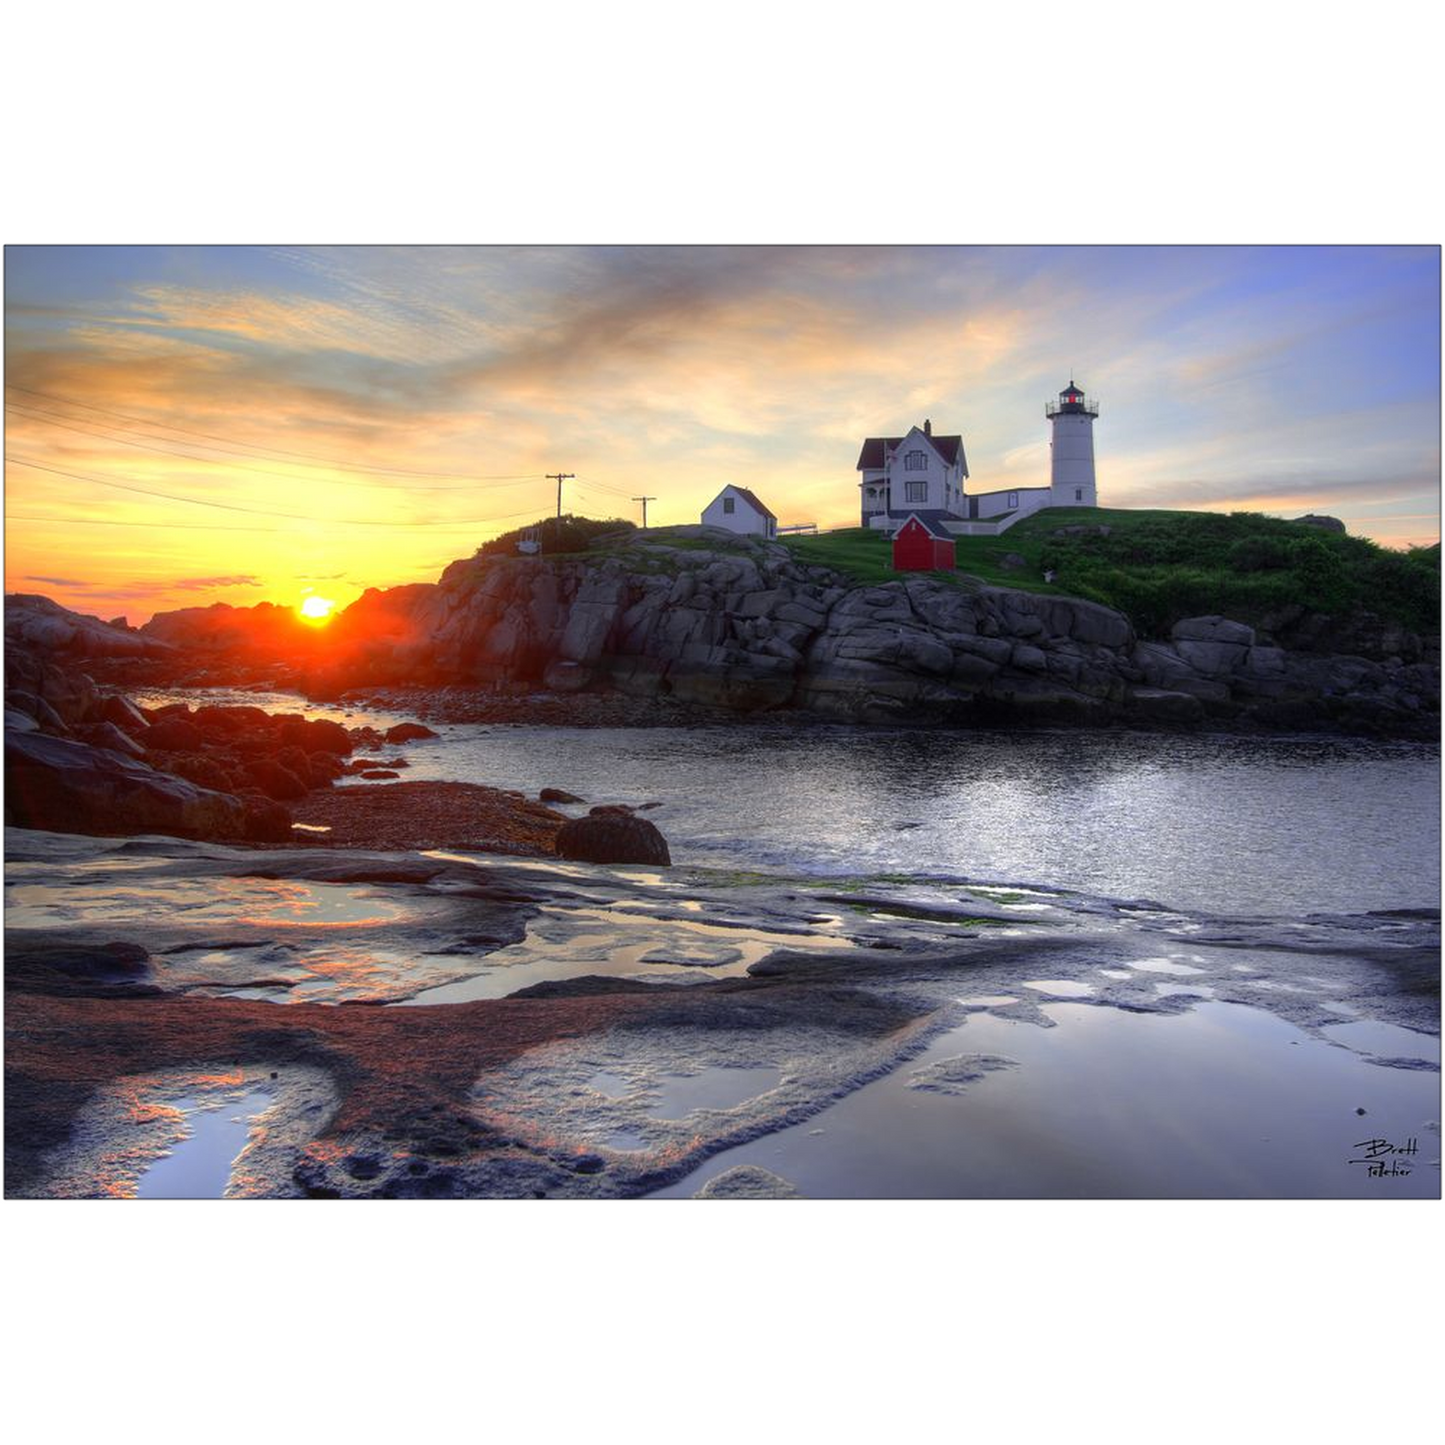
<box><xmin>4</xmin><ymin>244</ymin><xmax>1439</xmax><ymax>620</ymax></box>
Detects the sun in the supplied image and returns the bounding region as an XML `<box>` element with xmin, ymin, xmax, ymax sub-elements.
<box><xmin>298</xmin><ymin>595</ymin><xmax>336</xmax><ymax>625</ymax></box>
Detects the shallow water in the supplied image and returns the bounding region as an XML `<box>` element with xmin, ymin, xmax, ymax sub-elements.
<box><xmin>654</xmin><ymin>1001</ymin><xmax>1441</xmax><ymax>1199</ymax></box>
<box><xmin>134</xmin><ymin>1088</ymin><xmax>273</xmax><ymax>1199</ymax></box>
<box><xmin>333</xmin><ymin>721</ymin><xmax>1437</xmax><ymax>917</ymax></box>
<box><xmin>21</xmin><ymin>690</ymin><xmax>1437</xmax><ymax>1200</ymax></box>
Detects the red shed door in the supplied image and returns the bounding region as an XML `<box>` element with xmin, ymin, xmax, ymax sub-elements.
<box><xmin>893</xmin><ymin>520</ymin><xmax>934</xmax><ymax>571</ymax></box>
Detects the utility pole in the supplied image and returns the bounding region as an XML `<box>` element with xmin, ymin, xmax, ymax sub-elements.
<box><xmin>546</xmin><ymin>472</ymin><xmax>574</xmax><ymax>521</ymax></box>
<box><xmin>632</xmin><ymin>495</ymin><xmax>657</xmax><ymax>529</ymax></box>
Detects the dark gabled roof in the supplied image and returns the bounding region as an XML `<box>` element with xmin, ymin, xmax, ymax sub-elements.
<box><xmin>856</xmin><ymin>430</ymin><xmax>966</xmax><ymax>470</ymax></box>
<box><xmin>894</xmin><ymin>511</ymin><xmax>956</xmax><ymax>540</ymax></box>
<box><xmin>721</xmin><ymin>485</ymin><xmax>776</xmax><ymax>521</ymax></box>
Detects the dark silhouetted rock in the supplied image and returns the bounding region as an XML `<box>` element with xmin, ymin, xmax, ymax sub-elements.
<box><xmin>5</xmin><ymin>731</ymin><xmax>246</xmax><ymax>840</ymax></box>
<box><xmin>100</xmin><ymin>693</ymin><xmax>150</xmax><ymax>734</ymax></box>
<box><xmin>86</xmin><ymin>721</ymin><xmax>148</xmax><ymax>759</ymax></box>
<box><xmin>278</xmin><ymin>716</ymin><xmax>352</xmax><ymax>755</ymax></box>
<box><xmin>360</xmin><ymin>769</ymin><xmax>400</xmax><ymax>779</ymax></box>
<box><xmin>1293</xmin><ymin>514</ymin><xmax>1347</xmax><ymax>534</ymax></box>
<box><xmin>145</xmin><ymin>716</ymin><xmax>205</xmax><ymax>751</ymax></box>
<box><xmin>242</xmin><ymin>796</ymin><xmax>294</xmax><ymax>842</ymax></box>
<box><xmin>243</xmin><ymin>758</ymin><xmax>309</xmax><ymax>801</ymax></box>
<box><xmin>555</xmin><ymin>812</ymin><xmax>671</xmax><ymax>865</ymax></box>
<box><xmin>386</xmin><ymin>722</ymin><xmax>439</xmax><ymax>743</ymax></box>
<box><xmin>540</xmin><ymin>787</ymin><xmax>585</xmax><ymax>803</ymax></box>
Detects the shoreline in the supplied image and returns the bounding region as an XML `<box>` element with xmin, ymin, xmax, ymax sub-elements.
<box><xmin>6</xmin><ymin>829</ymin><xmax>1437</xmax><ymax>1199</ymax></box>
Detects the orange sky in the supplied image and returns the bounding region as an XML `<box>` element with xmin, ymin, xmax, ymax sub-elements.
<box><xmin>4</xmin><ymin>245</ymin><xmax>1439</xmax><ymax>624</ymax></box>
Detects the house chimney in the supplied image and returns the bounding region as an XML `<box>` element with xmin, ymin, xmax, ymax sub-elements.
<box><xmin>924</xmin><ymin>418</ymin><xmax>932</xmax><ymax>436</ymax></box>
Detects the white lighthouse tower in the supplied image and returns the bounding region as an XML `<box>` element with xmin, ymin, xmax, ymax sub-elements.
<box><xmin>1046</xmin><ymin>379</ymin><xmax>1099</xmax><ymax>508</ymax></box>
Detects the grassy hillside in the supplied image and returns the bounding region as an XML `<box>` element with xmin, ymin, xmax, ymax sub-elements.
<box><xmin>782</xmin><ymin>509</ymin><xmax>1440</xmax><ymax>638</ymax></box>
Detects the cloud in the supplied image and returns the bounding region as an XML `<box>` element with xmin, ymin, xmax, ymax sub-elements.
<box><xmin>4</xmin><ymin>243</ymin><xmax>1436</xmax><ymax>610</ymax></box>
<box><xmin>172</xmin><ymin>574</ymin><xmax>263</xmax><ymax>590</ymax></box>
<box><xmin>24</xmin><ymin>574</ymin><xmax>87</xmax><ymax>587</ymax></box>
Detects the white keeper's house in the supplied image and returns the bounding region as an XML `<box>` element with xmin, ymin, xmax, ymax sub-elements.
<box><xmin>702</xmin><ymin>484</ymin><xmax>778</xmax><ymax>538</ymax></box>
<box><xmin>858</xmin><ymin>382</ymin><xmax>1100</xmax><ymax>536</ymax></box>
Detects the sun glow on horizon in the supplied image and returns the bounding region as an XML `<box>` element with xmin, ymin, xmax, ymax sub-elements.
<box><xmin>298</xmin><ymin>595</ymin><xmax>336</xmax><ymax>624</ymax></box>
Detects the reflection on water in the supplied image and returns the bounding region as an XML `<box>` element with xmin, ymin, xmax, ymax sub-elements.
<box><xmin>1320</xmin><ymin>1019</ymin><xmax>1440</xmax><ymax>1063</ymax></box>
<box><xmin>401</xmin><ymin>904</ymin><xmax>853</xmax><ymax>1004</ymax></box>
<box><xmin>6</xmin><ymin>876</ymin><xmax>407</xmax><ymax>931</ymax></box>
<box><xmin>378</xmin><ymin>725</ymin><xmax>1438</xmax><ymax>916</ymax></box>
<box><xmin>651</xmin><ymin>1066</ymin><xmax>783</xmax><ymax>1119</ymax></box>
<box><xmin>135</xmin><ymin>1088</ymin><xmax>274</xmax><ymax>1199</ymax></box>
<box><xmin>655</xmin><ymin>1001</ymin><xmax>1441</xmax><ymax>1200</ymax></box>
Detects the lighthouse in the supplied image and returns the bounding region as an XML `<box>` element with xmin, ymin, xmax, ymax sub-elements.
<box><xmin>1046</xmin><ymin>380</ymin><xmax>1099</xmax><ymax>508</ymax></box>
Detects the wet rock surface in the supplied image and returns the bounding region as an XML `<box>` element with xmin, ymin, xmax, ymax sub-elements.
<box><xmin>5</xmin><ymin>828</ymin><xmax>1437</xmax><ymax>1199</ymax></box>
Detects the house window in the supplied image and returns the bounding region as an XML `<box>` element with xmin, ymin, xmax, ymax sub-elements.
<box><xmin>906</xmin><ymin>480</ymin><xmax>926</xmax><ymax>502</ymax></box>
<box><xmin>905</xmin><ymin>451</ymin><xmax>927</xmax><ymax>471</ymax></box>
<box><xmin>1008</xmin><ymin>491</ymin><xmax>1018</xmax><ymax>508</ymax></box>
<box><xmin>723</xmin><ymin>496</ymin><xmax>735</xmax><ymax>514</ymax></box>
<box><xmin>1075</xmin><ymin>489</ymin><xmax>1083</xmax><ymax>501</ymax></box>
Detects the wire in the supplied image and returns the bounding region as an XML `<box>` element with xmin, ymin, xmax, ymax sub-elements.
<box><xmin>5</xmin><ymin>512</ymin><xmax>284</xmax><ymax>533</ymax></box>
<box><xmin>4</xmin><ymin>401</ymin><xmax>543</xmax><ymax>493</ymax></box>
<box><xmin>4</xmin><ymin>456</ymin><xmax>550</xmax><ymax>529</ymax></box>
<box><xmin>4</xmin><ymin>382</ymin><xmax>545</xmax><ymax>482</ymax></box>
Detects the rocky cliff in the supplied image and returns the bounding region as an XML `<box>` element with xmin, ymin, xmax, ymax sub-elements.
<box><xmin>307</xmin><ymin>532</ymin><xmax>1439</xmax><ymax>735</ymax></box>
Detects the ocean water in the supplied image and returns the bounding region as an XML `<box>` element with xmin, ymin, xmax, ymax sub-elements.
<box><xmin>370</xmin><ymin>723</ymin><xmax>1439</xmax><ymax>918</ymax></box>
<box><xmin>19</xmin><ymin>695</ymin><xmax>1441</xmax><ymax>1198</ymax></box>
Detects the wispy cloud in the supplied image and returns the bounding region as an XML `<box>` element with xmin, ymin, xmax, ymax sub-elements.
<box><xmin>172</xmin><ymin>574</ymin><xmax>264</xmax><ymax>590</ymax></box>
<box><xmin>5</xmin><ymin>244</ymin><xmax>1438</xmax><ymax>622</ymax></box>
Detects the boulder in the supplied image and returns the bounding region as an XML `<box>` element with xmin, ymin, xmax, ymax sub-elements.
<box><xmin>385</xmin><ymin>722</ymin><xmax>439</xmax><ymax>743</ymax></box>
<box><xmin>4</xmin><ymin>731</ymin><xmax>246</xmax><ymax>840</ymax></box>
<box><xmin>555</xmin><ymin>812</ymin><xmax>671</xmax><ymax>866</ymax></box>
<box><xmin>1171</xmin><ymin>615</ymin><xmax>1256</xmax><ymax>647</ymax></box>
<box><xmin>542</xmin><ymin>660</ymin><xmax>593</xmax><ymax>692</ymax></box>
<box><xmin>243</xmin><ymin>758</ymin><xmax>309</xmax><ymax>801</ymax></box>
<box><xmin>86</xmin><ymin>721</ymin><xmax>148</xmax><ymax>759</ymax></box>
<box><xmin>280</xmin><ymin>717</ymin><xmax>353</xmax><ymax>754</ymax></box>
<box><xmin>540</xmin><ymin>787</ymin><xmax>585</xmax><ymax>804</ymax></box>
<box><xmin>100</xmin><ymin>693</ymin><xmax>151</xmax><ymax>733</ymax></box>
<box><xmin>1126</xmin><ymin>687</ymin><xmax>1205</xmax><ymax>724</ymax></box>
<box><xmin>242</xmin><ymin>797</ymin><xmax>294</xmax><ymax>842</ymax></box>
<box><xmin>145</xmin><ymin>716</ymin><xmax>205</xmax><ymax>752</ymax></box>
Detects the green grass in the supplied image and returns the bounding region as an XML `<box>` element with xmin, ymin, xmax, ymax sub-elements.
<box><xmin>782</xmin><ymin>508</ymin><xmax>1439</xmax><ymax>639</ymax></box>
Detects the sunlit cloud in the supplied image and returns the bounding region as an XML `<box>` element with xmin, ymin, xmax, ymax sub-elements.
<box><xmin>4</xmin><ymin>245</ymin><xmax>1438</xmax><ymax>622</ymax></box>
<box><xmin>173</xmin><ymin>574</ymin><xmax>264</xmax><ymax>590</ymax></box>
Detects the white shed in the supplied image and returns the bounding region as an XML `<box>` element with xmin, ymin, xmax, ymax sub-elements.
<box><xmin>701</xmin><ymin>485</ymin><xmax>777</xmax><ymax>538</ymax></box>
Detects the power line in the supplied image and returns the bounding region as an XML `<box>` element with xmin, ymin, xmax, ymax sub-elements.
<box><xmin>4</xmin><ymin>401</ymin><xmax>543</xmax><ymax>493</ymax></box>
<box><xmin>4</xmin><ymin>456</ymin><xmax>550</xmax><ymax>530</ymax></box>
<box><xmin>5</xmin><ymin>512</ymin><xmax>284</xmax><ymax>534</ymax></box>
<box><xmin>4</xmin><ymin>382</ymin><xmax>543</xmax><ymax>482</ymax></box>
<box><xmin>632</xmin><ymin>495</ymin><xmax>657</xmax><ymax>528</ymax></box>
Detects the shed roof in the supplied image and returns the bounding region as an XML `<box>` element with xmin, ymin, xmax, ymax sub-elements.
<box><xmin>895</xmin><ymin>512</ymin><xmax>955</xmax><ymax>541</ymax></box>
<box><xmin>717</xmin><ymin>485</ymin><xmax>776</xmax><ymax>521</ymax></box>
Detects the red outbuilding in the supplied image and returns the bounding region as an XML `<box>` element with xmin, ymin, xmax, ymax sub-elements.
<box><xmin>891</xmin><ymin>513</ymin><xmax>956</xmax><ymax>572</ymax></box>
